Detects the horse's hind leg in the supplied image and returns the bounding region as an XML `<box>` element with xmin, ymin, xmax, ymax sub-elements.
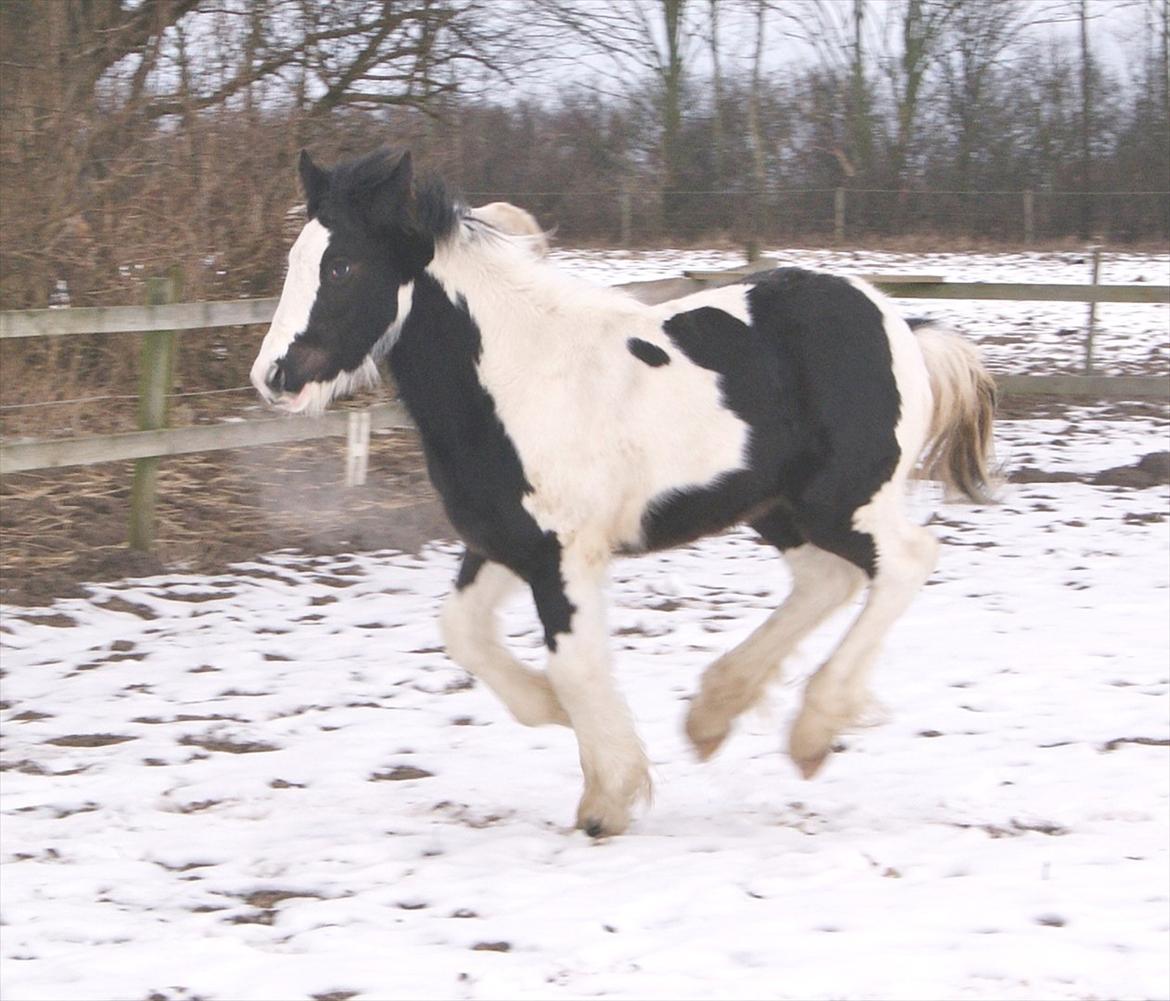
<box><xmin>685</xmin><ymin>539</ymin><xmax>866</xmax><ymax>761</ymax></box>
<box><xmin>440</xmin><ymin>551</ymin><xmax>569</xmax><ymax>727</ymax></box>
<box><xmin>789</xmin><ymin>495</ymin><xmax>939</xmax><ymax>779</ymax></box>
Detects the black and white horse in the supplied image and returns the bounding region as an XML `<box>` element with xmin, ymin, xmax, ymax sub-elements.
<box><xmin>251</xmin><ymin>148</ymin><xmax>997</xmax><ymax>837</ymax></box>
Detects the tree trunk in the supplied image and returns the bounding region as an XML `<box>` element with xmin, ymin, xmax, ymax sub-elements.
<box><xmin>708</xmin><ymin>0</ymin><xmax>724</xmax><ymax>193</ymax></box>
<box><xmin>660</xmin><ymin>0</ymin><xmax>688</xmax><ymax>233</ymax></box>
<box><xmin>745</xmin><ymin>1</ymin><xmax>768</xmax><ymax>253</ymax></box>
<box><xmin>848</xmin><ymin>0</ymin><xmax>872</xmax><ymax>183</ymax></box>
<box><xmin>1078</xmin><ymin>0</ymin><xmax>1094</xmax><ymax>240</ymax></box>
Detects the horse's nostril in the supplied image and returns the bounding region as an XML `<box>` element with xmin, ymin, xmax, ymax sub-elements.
<box><xmin>268</xmin><ymin>361</ymin><xmax>286</xmax><ymax>393</ymax></box>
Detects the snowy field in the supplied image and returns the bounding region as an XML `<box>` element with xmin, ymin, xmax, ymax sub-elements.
<box><xmin>2</xmin><ymin>249</ymin><xmax>1169</xmax><ymax>1001</ymax></box>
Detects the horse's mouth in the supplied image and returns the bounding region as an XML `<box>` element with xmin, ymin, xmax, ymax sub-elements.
<box><xmin>257</xmin><ymin>382</ymin><xmax>323</xmax><ymax>416</ymax></box>
<box><xmin>285</xmin><ymin>384</ymin><xmax>327</xmax><ymax>415</ymax></box>
<box><xmin>253</xmin><ymin>358</ymin><xmax>381</xmax><ymax>418</ymax></box>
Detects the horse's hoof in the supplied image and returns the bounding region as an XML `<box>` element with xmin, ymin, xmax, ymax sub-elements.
<box><xmin>575</xmin><ymin>797</ymin><xmax>633</xmax><ymax>838</ymax></box>
<box><xmin>792</xmin><ymin>750</ymin><xmax>830</xmax><ymax>780</ymax></box>
<box><xmin>578</xmin><ymin>814</ymin><xmax>621</xmax><ymax>838</ymax></box>
<box><xmin>789</xmin><ymin>703</ymin><xmax>844</xmax><ymax>780</ymax></box>
<box><xmin>684</xmin><ymin>706</ymin><xmax>729</xmax><ymax>761</ymax></box>
<box><xmin>689</xmin><ymin>731</ymin><xmax>726</xmax><ymax>762</ymax></box>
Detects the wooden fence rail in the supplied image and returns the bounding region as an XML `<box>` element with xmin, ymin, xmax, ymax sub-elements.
<box><xmin>0</xmin><ymin>403</ymin><xmax>411</xmax><ymax>475</ymax></box>
<box><xmin>0</xmin><ymin>297</ymin><xmax>279</xmax><ymax>339</ymax></box>
<box><xmin>3</xmin><ymin>277</ymin><xmax>1167</xmax><ymax>341</ymax></box>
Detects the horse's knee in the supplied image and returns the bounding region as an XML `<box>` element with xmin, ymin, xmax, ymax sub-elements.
<box><xmin>875</xmin><ymin>526</ymin><xmax>939</xmax><ymax>590</ymax></box>
<box><xmin>439</xmin><ymin>585</ymin><xmax>505</xmax><ymax>666</ymax></box>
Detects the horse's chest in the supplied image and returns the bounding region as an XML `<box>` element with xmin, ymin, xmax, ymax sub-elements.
<box><xmin>476</xmin><ymin>351</ymin><xmax>752</xmax><ymax>547</ymax></box>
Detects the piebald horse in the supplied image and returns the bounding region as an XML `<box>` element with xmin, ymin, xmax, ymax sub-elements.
<box><xmin>251</xmin><ymin>148</ymin><xmax>997</xmax><ymax>836</ymax></box>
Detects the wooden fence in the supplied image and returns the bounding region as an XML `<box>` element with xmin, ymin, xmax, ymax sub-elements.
<box><xmin>1</xmin><ymin>264</ymin><xmax>1167</xmax><ymax>550</ymax></box>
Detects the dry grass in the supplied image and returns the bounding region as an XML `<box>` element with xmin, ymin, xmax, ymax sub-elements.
<box><xmin>0</xmin><ymin>429</ymin><xmax>450</xmax><ymax>607</ymax></box>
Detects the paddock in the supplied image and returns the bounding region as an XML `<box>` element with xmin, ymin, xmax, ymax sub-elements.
<box><xmin>1</xmin><ymin>398</ymin><xmax>1167</xmax><ymax>1000</ymax></box>
<box><xmin>1</xmin><ymin>246</ymin><xmax>1168</xmax><ymax>1000</ymax></box>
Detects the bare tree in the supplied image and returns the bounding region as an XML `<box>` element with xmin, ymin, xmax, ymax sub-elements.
<box><xmin>532</xmin><ymin>0</ymin><xmax>709</xmax><ymax>229</ymax></box>
<box><xmin>882</xmin><ymin>0</ymin><xmax>959</xmax><ymax>187</ymax></box>
<box><xmin>0</xmin><ymin>0</ymin><xmax>532</xmax><ymax>307</ymax></box>
<box><xmin>774</xmin><ymin>0</ymin><xmax>887</xmax><ymax>185</ymax></box>
<box><xmin>936</xmin><ymin>0</ymin><xmax>1031</xmax><ymax>191</ymax></box>
<box><xmin>708</xmin><ymin>0</ymin><xmax>725</xmax><ymax>190</ymax></box>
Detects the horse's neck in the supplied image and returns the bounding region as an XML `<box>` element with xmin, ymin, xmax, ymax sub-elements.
<box><xmin>426</xmin><ymin>237</ymin><xmax>640</xmax><ymax>351</ymax></box>
<box><xmin>388</xmin><ymin>269</ymin><xmax>498</xmax><ymax>434</ymax></box>
<box><xmin>388</xmin><ymin>270</ymin><xmax>529</xmax><ymax>502</ymax></box>
<box><xmin>429</xmin><ymin>239</ymin><xmax>546</xmax><ymax>327</ymax></box>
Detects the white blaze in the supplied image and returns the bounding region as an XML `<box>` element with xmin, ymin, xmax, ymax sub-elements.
<box><xmin>250</xmin><ymin>219</ymin><xmax>330</xmax><ymax>402</ymax></box>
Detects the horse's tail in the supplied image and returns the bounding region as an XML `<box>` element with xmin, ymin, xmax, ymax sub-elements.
<box><xmin>909</xmin><ymin>319</ymin><xmax>999</xmax><ymax>503</ymax></box>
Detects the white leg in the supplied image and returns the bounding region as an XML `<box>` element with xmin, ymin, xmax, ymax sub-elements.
<box><xmin>440</xmin><ymin>557</ymin><xmax>569</xmax><ymax>727</ymax></box>
<box><xmin>789</xmin><ymin>523</ymin><xmax>939</xmax><ymax>778</ymax></box>
<box><xmin>685</xmin><ymin>544</ymin><xmax>866</xmax><ymax>759</ymax></box>
<box><xmin>535</xmin><ymin>550</ymin><xmax>650</xmax><ymax>837</ymax></box>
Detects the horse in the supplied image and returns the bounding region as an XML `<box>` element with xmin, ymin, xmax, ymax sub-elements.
<box><xmin>250</xmin><ymin>147</ymin><xmax>997</xmax><ymax>837</ymax></box>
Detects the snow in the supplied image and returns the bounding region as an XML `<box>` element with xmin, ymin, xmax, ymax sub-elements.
<box><xmin>2</xmin><ymin>249</ymin><xmax>1169</xmax><ymax>1001</ymax></box>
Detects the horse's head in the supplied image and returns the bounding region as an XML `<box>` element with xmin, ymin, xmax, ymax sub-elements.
<box><xmin>251</xmin><ymin>147</ymin><xmax>433</xmax><ymax>415</ymax></box>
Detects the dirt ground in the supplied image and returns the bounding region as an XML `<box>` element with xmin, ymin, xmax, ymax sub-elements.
<box><xmin>1</xmin><ymin>395</ymin><xmax>1167</xmax><ymax>609</ymax></box>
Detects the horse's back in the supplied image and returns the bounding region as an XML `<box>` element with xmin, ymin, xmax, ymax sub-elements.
<box><xmin>643</xmin><ymin>267</ymin><xmax>914</xmax><ymax>551</ymax></box>
<box><xmin>746</xmin><ymin>267</ymin><xmax>905</xmax><ymax>454</ymax></box>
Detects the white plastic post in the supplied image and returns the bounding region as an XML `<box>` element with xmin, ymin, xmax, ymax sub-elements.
<box><xmin>345</xmin><ymin>410</ymin><xmax>371</xmax><ymax>487</ymax></box>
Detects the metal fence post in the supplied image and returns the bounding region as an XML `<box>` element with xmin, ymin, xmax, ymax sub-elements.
<box><xmin>1085</xmin><ymin>244</ymin><xmax>1102</xmax><ymax>375</ymax></box>
<box><xmin>1023</xmin><ymin>190</ymin><xmax>1035</xmax><ymax>244</ymax></box>
<box><xmin>834</xmin><ymin>187</ymin><xmax>846</xmax><ymax>242</ymax></box>
<box><xmin>128</xmin><ymin>276</ymin><xmax>177</xmax><ymax>551</ymax></box>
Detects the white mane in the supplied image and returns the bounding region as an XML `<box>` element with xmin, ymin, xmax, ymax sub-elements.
<box><xmin>466</xmin><ymin>202</ymin><xmax>550</xmax><ymax>256</ymax></box>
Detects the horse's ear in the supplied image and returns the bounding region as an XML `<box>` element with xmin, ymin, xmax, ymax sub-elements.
<box><xmin>364</xmin><ymin>149</ymin><xmax>415</xmax><ymax>232</ymax></box>
<box><xmin>299</xmin><ymin>149</ymin><xmax>329</xmax><ymax>219</ymax></box>
<box><xmin>358</xmin><ymin>149</ymin><xmax>432</xmax><ymax>274</ymax></box>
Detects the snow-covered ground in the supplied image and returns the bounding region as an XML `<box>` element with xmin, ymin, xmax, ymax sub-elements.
<box><xmin>2</xmin><ymin>250</ymin><xmax>1168</xmax><ymax>1001</ymax></box>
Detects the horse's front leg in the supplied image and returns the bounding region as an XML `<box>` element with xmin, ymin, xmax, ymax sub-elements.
<box><xmin>441</xmin><ymin>550</ymin><xmax>569</xmax><ymax>727</ymax></box>
<box><xmin>531</xmin><ymin>546</ymin><xmax>651</xmax><ymax>837</ymax></box>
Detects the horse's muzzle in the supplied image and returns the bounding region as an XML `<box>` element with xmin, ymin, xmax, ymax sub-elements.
<box><xmin>252</xmin><ymin>359</ymin><xmax>286</xmax><ymax>406</ymax></box>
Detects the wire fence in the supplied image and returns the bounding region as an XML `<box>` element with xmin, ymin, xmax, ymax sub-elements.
<box><xmin>448</xmin><ymin>188</ymin><xmax>1170</xmax><ymax>245</ymax></box>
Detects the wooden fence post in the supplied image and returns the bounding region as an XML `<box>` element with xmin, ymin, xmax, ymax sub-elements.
<box><xmin>834</xmin><ymin>187</ymin><xmax>846</xmax><ymax>242</ymax></box>
<box><xmin>128</xmin><ymin>276</ymin><xmax>178</xmax><ymax>551</ymax></box>
<box><xmin>619</xmin><ymin>189</ymin><xmax>632</xmax><ymax>247</ymax></box>
<box><xmin>1084</xmin><ymin>244</ymin><xmax>1102</xmax><ymax>375</ymax></box>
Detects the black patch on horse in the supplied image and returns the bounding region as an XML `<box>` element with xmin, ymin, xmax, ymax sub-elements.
<box><xmin>627</xmin><ymin>338</ymin><xmax>670</xmax><ymax>367</ymax></box>
<box><xmin>389</xmin><ymin>275</ymin><xmax>576</xmax><ymax>648</ymax></box>
<box><xmin>640</xmin><ymin>304</ymin><xmax>803</xmax><ymax>552</ymax></box>
<box><xmin>454</xmin><ymin>550</ymin><xmax>486</xmax><ymax>591</ymax></box>
<box><xmin>643</xmin><ymin>268</ymin><xmax>902</xmax><ymax>576</ymax></box>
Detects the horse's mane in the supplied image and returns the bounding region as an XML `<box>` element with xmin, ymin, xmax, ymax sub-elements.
<box><xmin>327</xmin><ymin>147</ymin><xmax>463</xmax><ymax>242</ymax></box>
<box><xmin>327</xmin><ymin>149</ymin><xmax>636</xmax><ymax>314</ymax></box>
<box><xmin>416</xmin><ymin>175</ymin><xmax>463</xmax><ymax>243</ymax></box>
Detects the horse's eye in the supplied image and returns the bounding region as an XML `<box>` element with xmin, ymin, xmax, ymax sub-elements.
<box><xmin>327</xmin><ymin>259</ymin><xmax>351</xmax><ymax>281</ymax></box>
